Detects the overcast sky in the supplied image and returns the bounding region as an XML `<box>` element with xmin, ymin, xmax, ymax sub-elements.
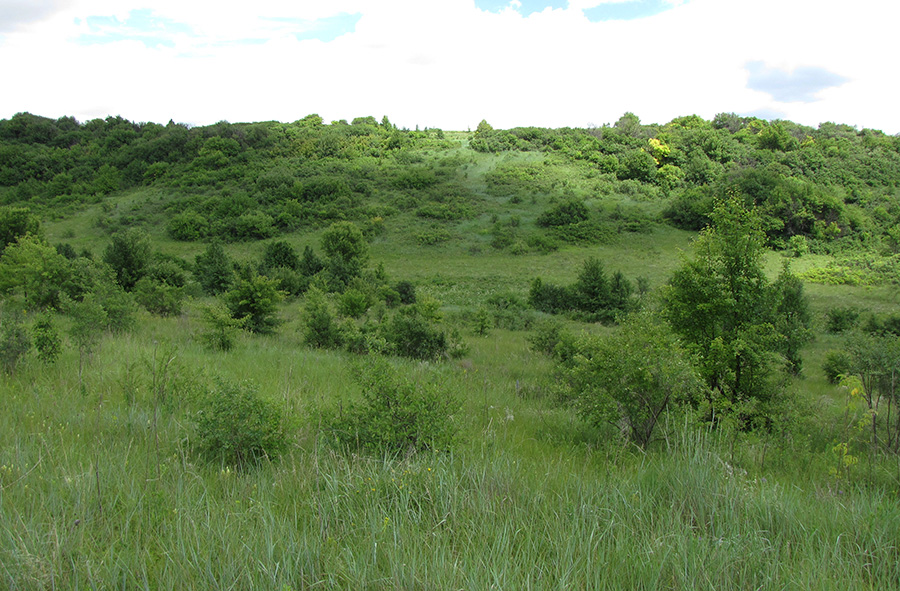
<box><xmin>1</xmin><ymin>0</ymin><xmax>897</xmax><ymax>133</ymax></box>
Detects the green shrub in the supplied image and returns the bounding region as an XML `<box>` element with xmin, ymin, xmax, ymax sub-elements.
<box><xmin>224</xmin><ymin>274</ymin><xmax>284</xmax><ymax>334</ymax></box>
<box><xmin>326</xmin><ymin>358</ymin><xmax>458</xmax><ymax>454</ymax></box>
<box><xmin>198</xmin><ymin>304</ymin><xmax>247</xmax><ymax>352</ymax></box>
<box><xmin>338</xmin><ymin>288</ymin><xmax>370</xmax><ymax>319</ymax></box>
<box><xmin>380</xmin><ymin>307</ymin><xmax>448</xmax><ymax>360</ymax></box>
<box><xmin>167</xmin><ymin>210</ymin><xmax>209</xmax><ymax>241</ymax></box>
<box><xmin>134</xmin><ymin>277</ymin><xmax>184</xmax><ymax>317</ymax></box>
<box><xmin>0</xmin><ymin>310</ymin><xmax>30</xmax><ymax>374</ymax></box>
<box><xmin>394</xmin><ymin>281</ymin><xmax>416</xmax><ymax>305</ymax></box>
<box><xmin>536</xmin><ymin>199</ymin><xmax>589</xmax><ymax>227</ymax></box>
<box><xmin>302</xmin><ymin>288</ymin><xmax>343</xmax><ymax>349</ymax></box>
<box><xmin>527</xmin><ymin>319</ymin><xmax>567</xmax><ymax>356</ymax></box>
<box><xmin>195</xmin><ymin>380</ymin><xmax>289</xmax><ymax>467</ymax></box>
<box><xmin>825</xmin><ymin>306</ymin><xmax>860</xmax><ymax>333</ymax></box>
<box><xmin>822</xmin><ymin>350</ymin><xmax>853</xmax><ymax>385</ymax></box>
<box><xmin>32</xmin><ymin>312</ymin><xmax>61</xmax><ymax>364</ymax></box>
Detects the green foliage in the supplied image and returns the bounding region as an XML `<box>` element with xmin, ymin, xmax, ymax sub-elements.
<box><xmin>529</xmin><ymin>258</ymin><xmax>633</xmax><ymax>323</ymax></box>
<box><xmin>394</xmin><ymin>281</ymin><xmax>416</xmax><ymax>305</ymax></box>
<box><xmin>338</xmin><ymin>288</ymin><xmax>370</xmax><ymax>319</ymax></box>
<box><xmin>528</xmin><ymin>277</ymin><xmax>573</xmax><ymax>315</ymax></box>
<box><xmin>326</xmin><ymin>358</ymin><xmax>458</xmax><ymax>454</ymax></box>
<box><xmin>64</xmin><ymin>292</ymin><xmax>108</xmax><ymax>359</ymax></box>
<box><xmin>0</xmin><ymin>234</ymin><xmax>71</xmax><ymax>310</ymax></box>
<box><xmin>302</xmin><ymin>288</ymin><xmax>343</xmax><ymax>349</ymax></box>
<box><xmin>134</xmin><ymin>277</ymin><xmax>184</xmax><ymax>317</ymax></box>
<box><xmin>194</xmin><ymin>242</ymin><xmax>233</xmax><ymax>296</ymax></box>
<box><xmin>167</xmin><ymin>210</ymin><xmax>209</xmax><ymax>241</ymax></box>
<box><xmin>823</xmin><ymin>350</ymin><xmax>852</xmax><ymax>385</ymax></box>
<box><xmin>321</xmin><ymin>221</ymin><xmax>368</xmax><ymax>290</ymax></box>
<box><xmin>0</xmin><ymin>308</ymin><xmax>30</xmax><ymax>374</ymax></box>
<box><xmin>380</xmin><ymin>304</ymin><xmax>449</xmax><ymax>361</ymax></box>
<box><xmin>103</xmin><ymin>228</ymin><xmax>152</xmax><ymax>291</ymax></box>
<box><xmin>0</xmin><ymin>206</ymin><xmax>41</xmax><ymax>253</ymax></box>
<box><xmin>663</xmin><ymin>195</ymin><xmax>810</xmax><ymax>409</ymax></box>
<box><xmin>198</xmin><ymin>304</ymin><xmax>247</xmax><ymax>352</ymax></box>
<box><xmin>195</xmin><ymin>379</ymin><xmax>289</xmax><ymax>467</ymax></box>
<box><xmin>772</xmin><ymin>264</ymin><xmax>814</xmax><ymax>375</ymax></box>
<box><xmin>260</xmin><ymin>240</ymin><xmax>299</xmax><ymax>272</ymax></box>
<box><xmin>536</xmin><ymin>199</ymin><xmax>590</xmax><ymax>228</ymax></box>
<box><xmin>561</xmin><ymin>313</ymin><xmax>703</xmax><ymax>447</ymax></box>
<box><xmin>31</xmin><ymin>312</ymin><xmax>61</xmax><ymax>364</ymax></box>
<box><xmin>825</xmin><ymin>306</ymin><xmax>860</xmax><ymax>333</ymax></box>
<box><xmin>527</xmin><ymin>318</ymin><xmax>568</xmax><ymax>356</ymax></box>
<box><xmin>225</xmin><ymin>274</ymin><xmax>284</xmax><ymax>334</ymax></box>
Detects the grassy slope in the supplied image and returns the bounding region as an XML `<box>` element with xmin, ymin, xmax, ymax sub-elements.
<box><xmin>5</xmin><ymin>134</ymin><xmax>900</xmax><ymax>589</ymax></box>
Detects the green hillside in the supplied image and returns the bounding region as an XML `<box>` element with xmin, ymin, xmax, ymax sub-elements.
<box><xmin>1</xmin><ymin>111</ymin><xmax>899</xmax><ymax>589</ymax></box>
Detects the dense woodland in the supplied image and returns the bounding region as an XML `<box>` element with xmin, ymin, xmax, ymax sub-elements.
<box><xmin>1</xmin><ymin>110</ymin><xmax>900</xmax><ymax>589</ymax></box>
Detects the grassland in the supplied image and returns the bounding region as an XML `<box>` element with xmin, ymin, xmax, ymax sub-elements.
<box><xmin>3</xmin><ymin>130</ymin><xmax>900</xmax><ymax>590</ymax></box>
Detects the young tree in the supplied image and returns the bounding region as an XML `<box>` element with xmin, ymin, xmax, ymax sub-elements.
<box><xmin>564</xmin><ymin>312</ymin><xmax>703</xmax><ymax>448</ymax></box>
<box><xmin>103</xmin><ymin>228</ymin><xmax>152</xmax><ymax>291</ymax></box>
<box><xmin>0</xmin><ymin>308</ymin><xmax>31</xmax><ymax>375</ymax></box>
<box><xmin>65</xmin><ymin>293</ymin><xmax>108</xmax><ymax>388</ymax></box>
<box><xmin>772</xmin><ymin>263</ymin><xmax>813</xmax><ymax>375</ymax></box>
<box><xmin>320</xmin><ymin>221</ymin><xmax>368</xmax><ymax>290</ymax></box>
<box><xmin>224</xmin><ymin>274</ymin><xmax>284</xmax><ymax>334</ymax></box>
<box><xmin>302</xmin><ymin>287</ymin><xmax>343</xmax><ymax>349</ymax></box>
<box><xmin>194</xmin><ymin>241</ymin><xmax>233</xmax><ymax>296</ymax></box>
<box><xmin>0</xmin><ymin>206</ymin><xmax>41</xmax><ymax>253</ymax></box>
<box><xmin>662</xmin><ymin>194</ymin><xmax>808</xmax><ymax>411</ymax></box>
<box><xmin>0</xmin><ymin>234</ymin><xmax>71</xmax><ymax>310</ymax></box>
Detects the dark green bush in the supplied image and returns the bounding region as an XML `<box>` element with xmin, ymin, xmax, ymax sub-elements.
<box><xmin>302</xmin><ymin>288</ymin><xmax>343</xmax><ymax>349</ymax></box>
<box><xmin>394</xmin><ymin>281</ymin><xmax>416</xmax><ymax>305</ymax></box>
<box><xmin>380</xmin><ymin>307</ymin><xmax>448</xmax><ymax>360</ymax></box>
<box><xmin>825</xmin><ymin>306</ymin><xmax>860</xmax><ymax>333</ymax></box>
<box><xmin>134</xmin><ymin>277</ymin><xmax>184</xmax><ymax>317</ymax></box>
<box><xmin>326</xmin><ymin>358</ymin><xmax>458</xmax><ymax>454</ymax></box>
<box><xmin>167</xmin><ymin>210</ymin><xmax>209</xmax><ymax>241</ymax></box>
<box><xmin>195</xmin><ymin>380</ymin><xmax>289</xmax><ymax>467</ymax></box>
<box><xmin>32</xmin><ymin>312</ymin><xmax>61</xmax><ymax>364</ymax></box>
<box><xmin>0</xmin><ymin>310</ymin><xmax>30</xmax><ymax>374</ymax></box>
<box><xmin>224</xmin><ymin>274</ymin><xmax>284</xmax><ymax>334</ymax></box>
<box><xmin>822</xmin><ymin>350</ymin><xmax>853</xmax><ymax>385</ymax></box>
<box><xmin>536</xmin><ymin>199</ymin><xmax>589</xmax><ymax>228</ymax></box>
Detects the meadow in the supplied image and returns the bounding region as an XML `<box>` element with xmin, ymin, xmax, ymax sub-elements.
<box><xmin>2</xmin><ymin>114</ymin><xmax>900</xmax><ymax>589</ymax></box>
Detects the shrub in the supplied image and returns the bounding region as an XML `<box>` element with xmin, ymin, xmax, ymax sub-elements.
<box><xmin>380</xmin><ymin>307</ymin><xmax>448</xmax><ymax>360</ymax></box>
<box><xmin>822</xmin><ymin>350</ymin><xmax>853</xmax><ymax>385</ymax></box>
<box><xmin>195</xmin><ymin>380</ymin><xmax>289</xmax><ymax>467</ymax></box>
<box><xmin>167</xmin><ymin>210</ymin><xmax>209</xmax><ymax>241</ymax></box>
<box><xmin>394</xmin><ymin>281</ymin><xmax>416</xmax><ymax>305</ymax></box>
<box><xmin>528</xmin><ymin>277</ymin><xmax>574</xmax><ymax>314</ymax></box>
<box><xmin>338</xmin><ymin>288</ymin><xmax>370</xmax><ymax>319</ymax></box>
<box><xmin>194</xmin><ymin>242</ymin><xmax>233</xmax><ymax>296</ymax></box>
<box><xmin>825</xmin><ymin>306</ymin><xmax>860</xmax><ymax>333</ymax></box>
<box><xmin>527</xmin><ymin>319</ymin><xmax>566</xmax><ymax>356</ymax></box>
<box><xmin>32</xmin><ymin>312</ymin><xmax>61</xmax><ymax>364</ymax></box>
<box><xmin>134</xmin><ymin>277</ymin><xmax>184</xmax><ymax>317</ymax></box>
<box><xmin>536</xmin><ymin>199</ymin><xmax>590</xmax><ymax>228</ymax></box>
<box><xmin>225</xmin><ymin>274</ymin><xmax>284</xmax><ymax>334</ymax></box>
<box><xmin>326</xmin><ymin>358</ymin><xmax>458</xmax><ymax>454</ymax></box>
<box><xmin>302</xmin><ymin>288</ymin><xmax>343</xmax><ymax>349</ymax></box>
<box><xmin>198</xmin><ymin>304</ymin><xmax>247</xmax><ymax>352</ymax></box>
<box><xmin>0</xmin><ymin>310</ymin><xmax>30</xmax><ymax>374</ymax></box>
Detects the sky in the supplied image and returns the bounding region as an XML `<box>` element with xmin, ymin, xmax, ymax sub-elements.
<box><xmin>1</xmin><ymin>0</ymin><xmax>898</xmax><ymax>134</ymax></box>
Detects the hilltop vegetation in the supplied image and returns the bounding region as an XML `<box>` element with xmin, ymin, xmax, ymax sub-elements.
<box><xmin>1</xmin><ymin>111</ymin><xmax>900</xmax><ymax>589</ymax></box>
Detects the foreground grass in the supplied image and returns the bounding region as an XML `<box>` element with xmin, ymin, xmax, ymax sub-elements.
<box><xmin>1</xmin><ymin>323</ymin><xmax>899</xmax><ymax>590</ymax></box>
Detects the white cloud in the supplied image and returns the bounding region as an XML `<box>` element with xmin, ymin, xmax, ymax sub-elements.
<box><xmin>1</xmin><ymin>0</ymin><xmax>898</xmax><ymax>133</ymax></box>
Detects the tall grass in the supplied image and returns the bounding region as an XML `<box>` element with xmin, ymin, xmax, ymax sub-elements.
<box><xmin>2</xmin><ymin>318</ymin><xmax>899</xmax><ymax>589</ymax></box>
